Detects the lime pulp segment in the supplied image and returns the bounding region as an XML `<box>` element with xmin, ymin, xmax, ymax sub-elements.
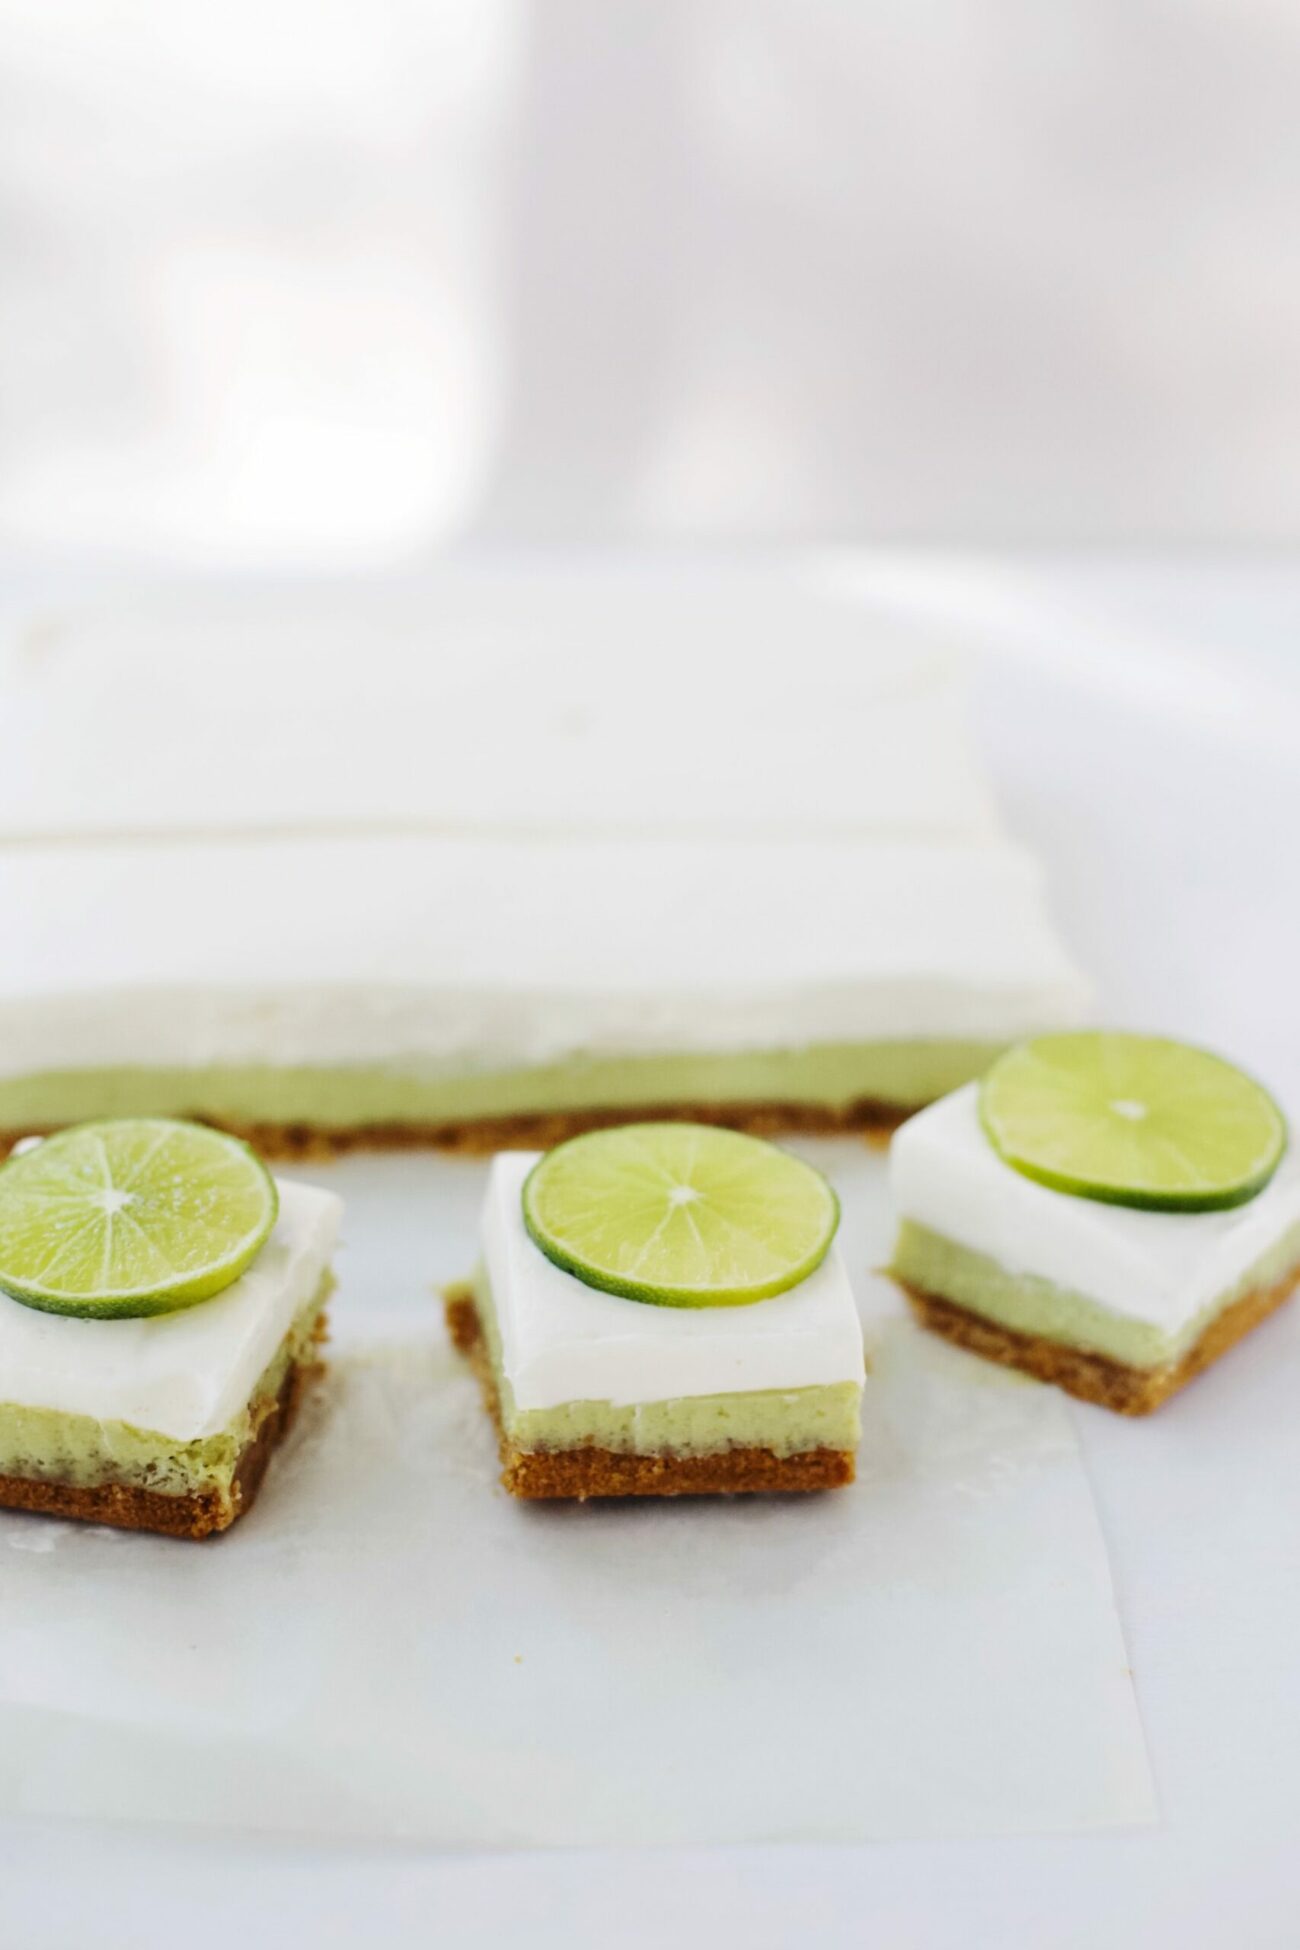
<box><xmin>979</xmin><ymin>1032</ymin><xmax>1287</xmax><ymax>1212</ymax></box>
<box><xmin>522</xmin><ymin>1122</ymin><xmax>840</xmax><ymax>1308</ymax></box>
<box><xmin>0</xmin><ymin>1119</ymin><xmax>279</xmax><ymax>1318</ymax></box>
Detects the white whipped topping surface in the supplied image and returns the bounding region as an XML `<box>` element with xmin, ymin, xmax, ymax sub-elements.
<box><xmin>0</xmin><ymin>835</ymin><xmax>1089</xmax><ymax>1077</ymax></box>
<box><xmin>0</xmin><ymin>579</ymin><xmax>997</xmax><ymax>842</ymax></box>
<box><xmin>481</xmin><ymin>1152</ymin><xmax>865</xmax><ymax>1410</ymax></box>
<box><xmin>890</xmin><ymin>1085</ymin><xmax>1300</xmax><ymax>1330</ymax></box>
<box><xmin>0</xmin><ymin>1179</ymin><xmax>341</xmax><ymax>1440</ymax></box>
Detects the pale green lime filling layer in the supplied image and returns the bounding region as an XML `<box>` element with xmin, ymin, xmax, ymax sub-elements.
<box><xmin>470</xmin><ymin>1265</ymin><xmax>862</xmax><ymax>1459</ymax></box>
<box><xmin>890</xmin><ymin>1219</ymin><xmax>1300</xmax><ymax>1370</ymax></box>
<box><xmin>0</xmin><ymin>1042</ymin><xmax>1005</xmax><ymax>1132</ymax></box>
<box><xmin>0</xmin><ymin>1277</ymin><xmax>331</xmax><ymax>1499</ymax></box>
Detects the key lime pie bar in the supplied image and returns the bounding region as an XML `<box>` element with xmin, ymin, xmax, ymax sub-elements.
<box><xmin>888</xmin><ymin>1033</ymin><xmax>1300</xmax><ymax>1414</ymax></box>
<box><xmin>446</xmin><ymin>1124</ymin><xmax>864</xmax><ymax>1497</ymax></box>
<box><xmin>0</xmin><ymin>833</ymin><xmax>1087</xmax><ymax>1153</ymax></box>
<box><xmin>0</xmin><ymin>1120</ymin><xmax>340</xmax><ymax>1536</ymax></box>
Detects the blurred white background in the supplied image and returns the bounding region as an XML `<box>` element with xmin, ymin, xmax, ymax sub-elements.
<box><xmin>3</xmin><ymin>0</ymin><xmax>1299</xmax><ymax>567</ymax></box>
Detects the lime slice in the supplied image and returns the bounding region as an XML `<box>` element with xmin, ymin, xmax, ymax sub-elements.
<box><xmin>522</xmin><ymin>1122</ymin><xmax>839</xmax><ymax>1307</ymax></box>
<box><xmin>979</xmin><ymin>1033</ymin><xmax>1287</xmax><ymax>1212</ymax></box>
<box><xmin>0</xmin><ymin>1119</ymin><xmax>279</xmax><ymax>1318</ymax></box>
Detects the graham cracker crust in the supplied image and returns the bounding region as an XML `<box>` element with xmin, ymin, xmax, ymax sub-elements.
<box><xmin>0</xmin><ymin>1337</ymin><xmax>325</xmax><ymax>1540</ymax></box>
<box><xmin>444</xmin><ymin>1288</ymin><xmax>855</xmax><ymax>1499</ymax></box>
<box><xmin>0</xmin><ymin>1098</ymin><xmax>903</xmax><ymax>1163</ymax></box>
<box><xmin>898</xmin><ymin>1266</ymin><xmax>1300</xmax><ymax>1416</ymax></box>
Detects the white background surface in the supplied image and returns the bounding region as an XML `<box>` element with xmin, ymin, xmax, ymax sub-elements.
<box><xmin>3</xmin><ymin>3</ymin><xmax>1300</xmax><ymax>561</ymax></box>
<box><xmin>0</xmin><ymin>555</ymin><xmax>1298</xmax><ymax>1945</ymax></box>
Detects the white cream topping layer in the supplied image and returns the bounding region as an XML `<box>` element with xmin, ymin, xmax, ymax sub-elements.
<box><xmin>890</xmin><ymin>1085</ymin><xmax>1300</xmax><ymax>1332</ymax></box>
<box><xmin>0</xmin><ymin>1179</ymin><xmax>341</xmax><ymax>1441</ymax></box>
<box><xmin>480</xmin><ymin>1152</ymin><xmax>865</xmax><ymax>1410</ymax></box>
<box><xmin>0</xmin><ymin>579</ymin><xmax>997</xmax><ymax>842</ymax></box>
<box><xmin>0</xmin><ymin>835</ymin><xmax>1089</xmax><ymax>1078</ymax></box>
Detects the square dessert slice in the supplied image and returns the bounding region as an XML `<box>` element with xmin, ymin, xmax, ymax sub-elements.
<box><xmin>0</xmin><ymin>832</ymin><xmax>1088</xmax><ymax>1152</ymax></box>
<box><xmin>0</xmin><ymin>1179</ymin><xmax>341</xmax><ymax>1537</ymax></box>
<box><xmin>446</xmin><ymin>1151</ymin><xmax>865</xmax><ymax>1498</ymax></box>
<box><xmin>887</xmin><ymin>1085</ymin><xmax>1300</xmax><ymax>1413</ymax></box>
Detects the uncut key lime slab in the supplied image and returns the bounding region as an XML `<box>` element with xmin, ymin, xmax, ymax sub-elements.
<box><xmin>0</xmin><ymin>1119</ymin><xmax>278</xmax><ymax>1317</ymax></box>
<box><xmin>979</xmin><ymin>1032</ymin><xmax>1287</xmax><ymax>1212</ymax></box>
<box><xmin>522</xmin><ymin>1121</ymin><xmax>839</xmax><ymax>1307</ymax></box>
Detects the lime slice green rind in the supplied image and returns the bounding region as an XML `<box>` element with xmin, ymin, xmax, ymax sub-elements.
<box><xmin>522</xmin><ymin>1122</ymin><xmax>840</xmax><ymax>1308</ymax></box>
<box><xmin>0</xmin><ymin>1119</ymin><xmax>279</xmax><ymax>1318</ymax></box>
<box><xmin>979</xmin><ymin>1033</ymin><xmax>1288</xmax><ymax>1213</ymax></box>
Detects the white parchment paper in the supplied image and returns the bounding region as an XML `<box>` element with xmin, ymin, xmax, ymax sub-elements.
<box><xmin>0</xmin><ymin>1143</ymin><xmax>1155</xmax><ymax>1843</ymax></box>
